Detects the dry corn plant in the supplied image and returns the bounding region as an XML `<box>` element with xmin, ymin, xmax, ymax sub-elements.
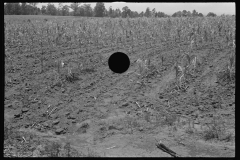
<box><xmin>173</xmin><ymin>61</ymin><xmax>180</xmax><ymax>79</ymax></box>
<box><xmin>185</xmin><ymin>117</ymin><xmax>196</xmax><ymax>134</ymax></box>
<box><xmin>177</xmin><ymin>44</ymin><xmax>183</xmax><ymax>55</ymax></box>
<box><xmin>50</xmin><ymin>59</ymin><xmax>65</xmax><ymax>87</ymax></box>
<box><xmin>156</xmin><ymin>101</ymin><xmax>181</xmax><ymax>134</ymax></box>
<box><xmin>145</xmin><ymin>58</ymin><xmax>151</xmax><ymax>69</ymax></box>
<box><xmin>183</xmin><ymin>52</ymin><xmax>198</xmax><ymax>74</ymax></box>
<box><xmin>160</xmin><ymin>55</ymin><xmax>164</xmax><ymax>66</ymax></box>
<box><xmin>191</xmin><ymin>56</ymin><xmax>197</xmax><ymax>69</ymax></box>
<box><xmin>173</xmin><ymin>62</ymin><xmax>183</xmax><ymax>89</ymax></box>
<box><xmin>143</xmin><ymin>107</ymin><xmax>151</xmax><ymax>123</ymax></box>
<box><xmin>65</xmin><ymin>62</ymin><xmax>80</xmax><ymax>83</ymax></box>
<box><xmin>131</xmin><ymin>58</ymin><xmax>151</xmax><ymax>85</ymax></box>
<box><xmin>55</xmin><ymin>59</ymin><xmax>64</xmax><ymax>75</ymax></box>
<box><xmin>201</xmin><ymin>115</ymin><xmax>232</xmax><ymax>141</ymax></box>
<box><xmin>179</xmin><ymin>66</ymin><xmax>186</xmax><ymax>89</ymax></box>
<box><xmin>227</xmin><ymin>52</ymin><xmax>235</xmax><ymax>81</ymax></box>
<box><xmin>52</xmin><ymin>71</ymin><xmax>62</xmax><ymax>88</ymax></box>
<box><xmin>189</xmin><ymin>39</ymin><xmax>195</xmax><ymax>51</ymax></box>
<box><xmin>173</xmin><ymin>60</ymin><xmax>188</xmax><ymax>91</ymax></box>
<box><xmin>136</xmin><ymin>58</ymin><xmax>147</xmax><ymax>75</ymax></box>
<box><xmin>232</xmin><ymin>39</ymin><xmax>235</xmax><ymax>49</ymax></box>
<box><xmin>38</xmin><ymin>33</ymin><xmax>45</xmax><ymax>74</ymax></box>
<box><xmin>66</xmin><ymin>66</ymin><xmax>74</xmax><ymax>82</ymax></box>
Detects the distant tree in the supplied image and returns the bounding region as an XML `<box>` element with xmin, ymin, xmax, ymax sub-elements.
<box><xmin>104</xmin><ymin>8</ymin><xmax>108</xmax><ymax>17</ymax></box>
<box><xmin>111</xmin><ymin>8</ymin><xmax>116</xmax><ymax>18</ymax></box>
<box><xmin>94</xmin><ymin>2</ymin><xmax>105</xmax><ymax>17</ymax></box>
<box><xmin>46</xmin><ymin>3</ymin><xmax>57</xmax><ymax>15</ymax></box>
<box><xmin>5</xmin><ymin>3</ymin><xmax>13</xmax><ymax>15</ymax></box>
<box><xmin>4</xmin><ymin>3</ymin><xmax>11</xmax><ymax>14</ymax></box>
<box><xmin>156</xmin><ymin>12</ymin><xmax>160</xmax><ymax>17</ymax></box>
<box><xmin>69</xmin><ymin>11</ymin><xmax>74</xmax><ymax>16</ymax></box>
<box><xmin>108</xmin><ymin>6</ymin><xmax>113</xmax><ymax>17</ymax></box>
<box><xmin>70</xmin><ymin>3</ymin><xmax>80</xmax><ymax>16</ymax></box>
<box><xmin>128</xmin><ymin>9</ymin><xmax>133</xmax><ymax>18</ymax></box>
<box><xmin>178</xmin><ymin>11</ymin><xmax>182</xmax><ymax>17</ymax></box>
<box><xmin>37</xmin><ymin>8</ymin><xmax>41</xmax><ymax>15</ymax></box>
<box><xmin>144</xmin><ymin>7</ymin><xmax>151</xmax><ymax>17</ymax></box>
<box><xmin>41</xmin><ymin>5</ymin><xmax>47</xmax><ymax>15</ymax></box>
<box><xmin>4</xmin><ymin>3</ymin><xmax>22</xmax><ymax>15</ymax></box>
<box><xmin>122</xmin><ymin>6</ymin><xmax>131</xmax><ymax>18</ymax></box>
<box><xmin>187</xmin><ymin>11</ymin><xmax>192</xmax><ymax>17</ymax></box>
<box><xmin>163</xmin><ymin>12</ymin><xmax>168</xmax><ymax>17</ymax></box>
<box><xmin>115</xmin><ymin>8</ymin><xmax>121</xmax><ymax>17</ymax></box>
<box><xmin>151</xmin><ymin>8</ymin><xmax>156</xmax><ymax>17</ymax></box>
<box><xmin>25</xmin><ymin>4</ymin><xmax>33</xmax><ymax>15</ymax></box>
<box><xmin>29</xmin><ymin>3</ymin><xmax>38</xmax><ymax>15</ymax></box>
<box><xmin>76</xmin><ymin>5</ymin><xmax>85</xmax><ymax>16</ymax></box>
<box><xmin>132</xmin><ymin>11</ymin><xmax>139</xmax><ymax>18</ymax></box>
<box><xmin>198</xmin><ymin>13</ymin><xmax>204</xmax><ymax>17</ymax></box>
<box><xmin>4</xmin><ymin>3</ymin><xmax>7</xmax><ymax>14</ymax></box>
<box><xmin>21</xmin><ymin>3</ymin><xmax>28</xmax><ymax>15</ymax></box>
<box><xmin>192</xmin><ymin>9</ymin><xmax>198</xmax><ymax>17</ymax></box>
<box><xmin>165</xmin><ymin>14</ymin><xmax>170</xmax><ymax>18</ymax></box>
<box><xmin>207</xmin><ymin>12</ymin><xmax>217</xmax><ymax>17</ymax></box>
<box><xmin>62</xmin><ymin>5</ymin><xmax>69</xmax><ymax>16</ymax></box>
<box><xmin>182</xmin><ymin>10</ymin><xmax>187</xmax><ymax>17</ymax></box>
<box><xmin>57</xmin><ymin>3</ymin><xmax>63</xmax><ymax>16</ymax></box>
<box><xmin>29</xmin><ymin>3</ymin><xmax>38</xmax><ymax>8</ymax></box>
<box><xmin>140</xmin><ymin>11</ymin><xmax>144</xmax><ymax>17</ymax></box>
<box><xmin>172</xmin><ymin>11</ymin><xmax>182</xmax><ymax>17</ymax></box>
<box><xmin>122</xmin><ymin>6</ymin><xmax>127</xmax><ymax>18</ymax></box>
<box><xmin>83</xmin><ymin>4</ymin><xmax>93</xmax><ymax>17</ymax></box>
<box><xmin>172</xmin><ymin>12</ymin><xmax>177</xmax><ymax>17</ymax></box>
<box><xmin>14</xmin><ymin>3</ymin><xmax>21</xmax><ymax>15</ymax></box>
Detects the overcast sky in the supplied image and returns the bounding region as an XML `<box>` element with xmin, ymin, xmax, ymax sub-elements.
<box><xmin>37</xmin><ymin>2</ymin><xmax>235</xmax><ymax>16</ymax></box>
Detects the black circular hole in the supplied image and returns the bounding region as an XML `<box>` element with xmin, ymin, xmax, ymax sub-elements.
<box><xmin>108</xmin><ymin>52</ymin><xmax>130</xmax><ymax>74</ymax></box>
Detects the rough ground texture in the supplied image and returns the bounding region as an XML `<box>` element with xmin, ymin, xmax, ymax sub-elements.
<box><xmin>4</xmin><ymin>16</ymin><xmax>235</xmax><ymax>157</ymax></box>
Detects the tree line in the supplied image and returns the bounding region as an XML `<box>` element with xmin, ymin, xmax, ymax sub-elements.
<box><xmin>4</xmin><ymin>3</ymin><xmax>220</xmax><ymax>18</ymax></box>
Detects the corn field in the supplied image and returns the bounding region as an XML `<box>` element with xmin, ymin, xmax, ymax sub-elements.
<box><xmin>4</xmin><ymin>15</ymin><xmax>235</xmax><ymax>157</ymax></box>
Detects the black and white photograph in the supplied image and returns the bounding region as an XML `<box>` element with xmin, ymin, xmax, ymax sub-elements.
<box><xmin>4</xmin><ymin>2</ymin><xmax>235</xmax><ymax>157</ymax></box>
